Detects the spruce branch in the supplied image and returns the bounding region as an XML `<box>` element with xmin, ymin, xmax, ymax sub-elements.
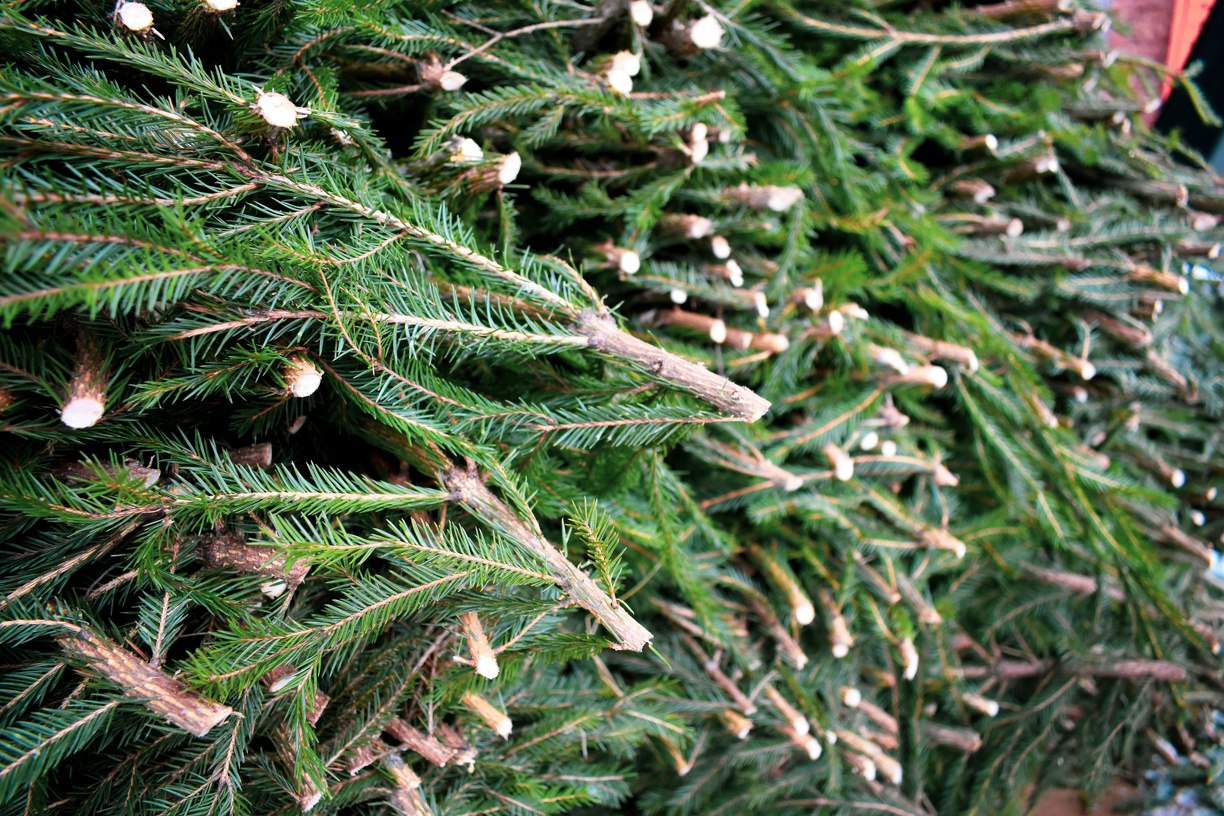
<box><xmin>439</xmin><ymin>461</ymin><xmax>653</xmax><ymax>652</ymax></box>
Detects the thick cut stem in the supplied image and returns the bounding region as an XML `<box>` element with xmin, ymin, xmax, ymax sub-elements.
<box><xmin>441</xmin><ymin>462</ymin><xmax>652</xmax><ymax>651</ymax></box>
<box><xmin>273</xmin><ymin>724</ymin><xmax>325</xmax><ymax>810</ymax></box>
<box><xmin>1157</xmin><ymin>524</ymin><xmax>1212</xmax><ymax>565</ymax></box>
<box><xmin>61</xmin><ymin>329</ymin><xmax>108</xmax><ymax>429</ymax></box>
<box><xmin>462</xmin><ymin>690</ymin><xmax>512</xmax><ymax>738</ymax></box>
<box><xmin>856</xmin><ymin>699</ymin><xmax>899</xmax><ymax>734</ymax></box>
<box><xmin>1128</xmin><ymin>264</ymin><xmax>1189</xmax><ymax>295</ymax></box>
<box><xmin>763</xmin><ymin>684</ymin><xmax>808</xmax><ymax>735</ymax></box>
<box><xmin>897</xmin><ymin>574</ymin><xmax>943</xmax><ymax>624</ymax></box>
<box><xmin>750</xmin><ymin>545</ymin><xmax>815</xmax><ymax>625</ymax></box>
<box><xmin>576</xmin><ymin>310</ymin><xmax>771</xmax><ymax>421</ymax></box>
<box><xmin>721</xmin><ymin>708</ymin><xmax>754</xmax><ymax>739</ymax></box>
<box><xmin>1175</xmin><ymin>239</ymin><xmax>1221</xmax><ymax>259</ymax></box>
<box><xmin>56</xmin><ymin>459</ymin><xmax>160</xmax><ymax>487</ymax></box>
<box><xmin>959</xmin><ymin>656</ymin><xmax>1185</xmax><ymax>681</ymax></box>
<box><xmin>459</xmin><ymin>612</ymin><xmax>499</xmax><ymax>679</ymax></box>
<box><xmin>230</xmin><ymin>442</ymin><xmax>274</xmax><ymax>468</ymax></box>
<box><xmin>948</xmin><ymin>178</ymin><xmax>996</xmax><ymax>203</ymax></box>
<box><xmin>58</xmin><ymin>629</ymin><xmax>232</xmax><ymax>737</ymax></box>
<box><xmin>646</xmin><ymin>308</ymin><xmax>790</xmax><ymax>354</ymax></box>
<box><xmin>1095</xmin><ymin>175</ymin><xmax>1224</xmax><ymax>214</ymax></box>
<box><xmin>345</xmin><ymin>741</ymin><xmax>381</xmax><ymax>775</ymax></box>
<box><xmin>819</xmin><ymin>589</ymin><xmax>854</xmax><ymax>657</ymax></box>
<box><xmin>1094</xmin><ymin>659</ymin><xmax>1186</xmax><ymax>682</ymax></box>
<box><xmin>262</xmin><ymin>666</ymin><xmax>329</xmax><ymax>724</ymax></box>
<box><xmin>385</xmin><ymin>719</ymin><xmax>471</xmax><ymax>767</ymax></box>
<box><xmin>197</xmin><ymin>531</ymin><xmax>310</xmax><ymax>596</ymax></box>
<box><xmin>1082</xmin><ymin>311</ymin><xmax>1152</xmax><ymax>348</ymax></box>
<box><xmin>1023</xmin><ymin>565</ymin><xmax>1125</xmax><ymax>601</ymax></box>
<box><xmin>922</xmin><ymin>722</ymin><xmax>983</xmax><ymax>752</ymax></box>
<box><xmin>435</xmin><ymin>724</ymin><xmax>478</xmax><ymax>769</ymax></box>
<box><xmin>1013</xmin><ymin>334</ymin><xmax>1096</xmax><ymax>379</ymax></box>
<box><xmin>749</xmin><ymin>600</ymin><xmax>809</xmax><ymax>669</ymax></box>
<box><xmin>780</xmin><ymin>724</ymin><xmax>823</xmax><ymax>760</ymax></box>
<box><xmin>285</xmin><ymin>354</ymin><xmax>324</xmax><ymax>397</ymax></box>
<box><xmin>384</xmin><ymin>753</ymin><xmax>433</xmax><ymax>816</ymax></box>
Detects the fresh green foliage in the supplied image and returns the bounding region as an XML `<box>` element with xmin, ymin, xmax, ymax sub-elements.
<box><xmin>1</xmin><ymin>0</ymin><xmax>1222</xmax><ymax>814</ymax></box>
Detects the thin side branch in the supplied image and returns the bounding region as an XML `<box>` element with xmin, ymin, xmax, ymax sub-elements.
<box><xmin>440</xmin><ymin>462</ymin><xmax>653</xmax><ymax>652</ymax></box>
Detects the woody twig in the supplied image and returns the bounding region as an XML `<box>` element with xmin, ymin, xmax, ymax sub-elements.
<box><xmin>58</xmin><ymin>627</ymin><xmax>233</xmax><ymax>737</ymax></box>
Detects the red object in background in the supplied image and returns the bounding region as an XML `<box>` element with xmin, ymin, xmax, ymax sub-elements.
<box><xmin>1110</xmin><ymin>0</ymin><xmax>1175</xmax><ymax>69</ymax></box>
<box><xmin>1108</xmin><ymin>0</ymin><xmax>1216</xmax><ymax>104</ymax></box>
<box><xmin>1166</xmin><ymin>0</ymin><xmax>1216</xmax><ymax>91</ymax></box>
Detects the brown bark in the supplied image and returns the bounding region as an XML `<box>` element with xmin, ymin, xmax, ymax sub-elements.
<box><xmin>385</xmin><ymin>719</ymin><xmax>464</xmax><ymax>767</ymax></box>
<box><xmin>345</xmin><ymin>740</ymin><xmax>381</xmax><ymax>775</ymax></box>
<box><xmin>1157</xmin><ymin>523</ymin><xmax>1213</xmax><ymax>565</ymax></box>
<box><xmin>197</xmin><ymin>531</ymin><xmax>310</xmax><ymax>590</ymax></box>
<box><xmin>434</xmin><ymin>724</ymin><xmax>477</xmax><ymax>769</ymax></box>
<box><xmin>968</xmin><ymin>216</ymin><xmax>1024</xmax><ymax>237</ymax></box>
<box><xmin>576</xmin><ymin>309</ymin><xmax>772</xmax><ymax>421</ymax></box>
<box><xmin>922</xmin><ymin>722</ymin><xmax>983</xmax><ymax>752</ymax></box>
<box><xmin>948</xmin><ymin>179</ymin><xmax>996</xmax><ymax>204</ymax></box>
<box><xmin>857</xmin><ymin>699</ymin><xmax>899</xmax><ymax>735</ymax></box>
<box><xmin>1096</xmin><ymin>175</ymin><xmax>1224</xmax><ymax>215</ymax></box>
<box><xmin>273</xmin><ymin>725</ymin><xmax>326</xmax><ymax>809</ymax></box>
<box><xmin>1095</xmin><ymin>659</ymin><xmax>1186</xmax><ymax>682</ymax></box>
<box><xmin>1022</xmin><ymin>565</ymin><xmax>1126</xmax><ymax>602</ymax></box>
<box><xmin>1128</xmin><ymin>264</ymin><xmax>1188</xmax><ymax>295</ymax></box>
<box><xmin>230</xmin><ymin>442</ymin><xmax>273</xmax><ymax>468</ymax></box>
<box><xmin>461</xmin><ymin>690</ymin><xmax>511</xmax><ymax>738</ymax></box>
<box><xmin>385</xmin><ymin>753</ymin><xmax>433</xmax><ymax>816</ymax></box>
<box><xmin>960</xmin><ymin>656</ymin><xmax>1185</xmax><ymax>682</ymax></box>
<box><xmin>1082</xmin><ymin>310</ymin><xmax>1152</xmax><ymax>348</ymax></box>
<box><xmin>58</xmin><ymin>629</ymin><xmax>232</xmax><ymax>737</ymax></box>
<box><xmin>56</xmin><ymin>459</ymin><xmax>161</xmax><ymax>487</ymax></box>
<box><xmin>1175</xmin><ymin>240</ymin><xmax>1221</xmax><ymax>259</ymax></box>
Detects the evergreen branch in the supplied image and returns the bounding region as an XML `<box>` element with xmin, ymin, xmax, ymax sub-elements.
<box><xmin>772</xmin><ymin>2</ymin><xmax>1080</xmax><ymax>46</ymax></box>
<box><xmin>439</xmin><ymin>460</ymin><xmax>652</xmax><ymax>652</ymax></box>
<box><xmin>0</xmin><ymin>520</ymin><xmax>141</xmax><ymax>610</ymax></box>
<box><xmin>0</xmin><ymin>89</ymin><xmax>254</xmax><ymax>166</ymax></box>
<box><xmin>0</xmin><ymin>698</ymin><xmax>122</xmax><ymax>804</ymax></box>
